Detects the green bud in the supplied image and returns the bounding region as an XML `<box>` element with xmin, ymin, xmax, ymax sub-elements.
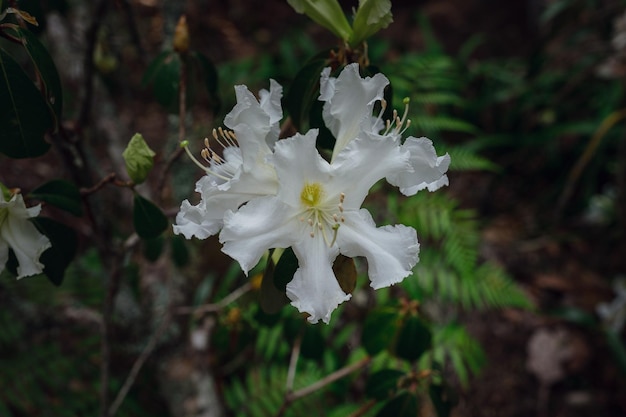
<box><xmin>287</xmin><ymin>0</ymin><xmax>353</xmax><ymax>41</ymax></box>
<box><xmin>349</xmin><ymin>0</ymin><xmax>393</xmax><ymax>46</ymax></box>
<box><xmin>0</xmin><ymin>182</ymin><xmax>11</xmax><ymax>201</ymax></box>
<box><xmin>122</xmin><ymin>133</ymin><xmax>156</xmax><ymax>184</ymax></box>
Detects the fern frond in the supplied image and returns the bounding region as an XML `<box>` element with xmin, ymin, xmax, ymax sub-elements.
<box><xmin>224</xmin><ymin>364</ymin><xmax>327</xmax><ymax>417</ymax></box>
<box><xmin>424</xmin><ymin>323</ymin><xmax>486</xmax><ymax>386</ymax></box>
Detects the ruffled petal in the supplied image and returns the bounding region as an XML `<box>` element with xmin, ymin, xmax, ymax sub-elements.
<box><xmin>175</xmin><ymin>145</ymin><xmax>279</xmax><ymax>240</ymax></box>
<box><xmin>173</xmin><ymin>199</ymin><xmax>221</xmax><ymax>239</ymax></box>
<box><xmin>220</xmin><ymin>196</ymin><xmax>299</xmax><ymax>273</ymax></box>
<box><xmin>1</xmin><ymin>215</ymin><xmax>51</xmax><ymax>279</ymax></box>
<box><xmin>337</xmin><ymin>209</ymin><xmax>419</xmax><ymax>289</ymax></box>
<box><xmin>319</xmin><ymin>63</ymin><xmax>389</xmax><ymax>157</ymax></box>
<box><xmin>287</xmin><ymin>234</ymin><xmax>350</xmax><ymax>324</ymax></box>
<box><xmin>329</xmin><ymin>132</ymin><xmax>410</xmax><ymax>208</ymax></box>
<box><xmin>387</xmin><ymin>137</ymin><xmax>450</xmax><ymax>196</ymax></box>
<box><xmin>270</xmin><ymin>130</ymin><xmax>331</xmax><ymax>207</ymax></box>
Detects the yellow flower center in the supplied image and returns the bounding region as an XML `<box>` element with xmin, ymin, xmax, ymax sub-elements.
<box><xmin>300</xmin><ymin>182</ymin><xmax>324</xmax><ymax>207</ymax></box>
<box><xmin>299</xmin><ymin>182</ymin><xmax>346</xmax><ymax>247</ymax></box>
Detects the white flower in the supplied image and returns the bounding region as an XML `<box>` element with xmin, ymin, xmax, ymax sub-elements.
<box><xmin>319</xmin><ymin>63</ymin><xmax>451</xmax><ymax>194</ymax></box>
<box><xmin>220</xmin><ymin>130</ymin><xmax>420</xmax><ymax>324</ymax></box>
<box><xmin>0</xmin><ymin>192</ymin><xmax>51</xmax><ymax>279</ymax></box>
<box><xmin>173</xmin><ymin>80</ymin><xmax>282</xmax><ymax>239</ymax></box>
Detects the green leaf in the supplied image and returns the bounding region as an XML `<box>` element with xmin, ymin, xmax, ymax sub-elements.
<box><xmin>260</xmin><ymin>249</ymin><xmax>290</xmax><ymax>315</ymax></box>
<box><xmin>375</xmin><ymin>392</ymin><xmax>419</xmax><ymax>417</ymax></box>
<box><xmin>333</xmin><ymin>254</ymin><xmax>357</xmax><ymax>294</ymax></box>
<box><xmin>301</xmin><ymin>324</ymin><xmax>324</xmax><ymax>360</ymax></box>
<box><xmin>31</xmin><ymin>217</ymin><xmax>77</xmax><ymax>286</ymax></box>
<box><xmin>142</xmin><ymin>50</ymin><xmax>181</xmax><ymax>111</ymax></box>
<box><xmin>365</xmin><ymin>369</ymin><xmax>405</xmax><ymax>400</ymax></box>
<box><xmin>287</xmin><ymin>0</ymin><xmax>352</xmax><ymax>41</ymax></box>
<box><xmin>362</xmin><ymin>308</ymin><xmax>400</xmax><ymax>355</ymax></box>
<box><xmin>429</xmin><ymin>383</ymin><xmax>455</xmax><ymax>417</ymax></box>
<box><xmin>395</xmin><ymin>316</ymin><xmax>432</xmax><ymax>362</ymax></box>
<box><xmin>170</xmin><ymin>234</ymin><xmax>189</xmax><ymax>267</ymax></box>
<box><xmin>122</xmin><ymin>133</ymin><xmax>156</xmax><ymax>184</ymax></box>
<box><xmin>0</xmin><ymin>48</ymin><xmax>52</xmax><ymax>158</ymax></box>
<box><xmin>142</xmin><ymin>236</ymin><xmax>163</xmax><ymax>262</ymax></box>
<box><xmin>350</xmin><ymin>0</ymin><xmax>393</xmax><ymax>46</ymax></box>
<box><xmin>284</xmin><ymin>52</ymin><xmax>330</xmax><ymax>131</ymax></box>
<box><xmin>29</xmin><ymin>179</ymin><xmax>83</xmax><ymax>217</ymax></box>
<box><xmin>191</xmin><ymin>51</ymin><xmax>218</xmax><ymax>96</ymax></box>
<box><xmin>273</xmin><ymin>247</ymin><xmax>298</xmax><ymax>292</ymax></box>
<box><xmin>5</xmin><ymin>26</ymin><xmax>63</xmax><ymax>131</ymax></box>
<box><xmin>132</xmin><ymin>194</ymin><xmax>168</xmax><ymax>239</ymax></box>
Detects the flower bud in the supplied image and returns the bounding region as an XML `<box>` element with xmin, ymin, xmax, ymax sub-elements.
<box><xmin>173</xmin><ymin>15</ymin><xmax>189</xmax><ymax>54</ymax></box>
<box><xmin>122</xmin><ymin>133</ymin><xmax>156</xmax><ymax>184</ymax></box>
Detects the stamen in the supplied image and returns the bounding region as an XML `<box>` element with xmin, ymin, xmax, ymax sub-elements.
<box><xmin>181</xmin><ymin>140</ymin><xmax>231</xmax><ymax>182</ymax></box>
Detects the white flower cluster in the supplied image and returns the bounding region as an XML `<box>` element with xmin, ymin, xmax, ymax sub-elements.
<box><xmin>0</xmin><ymin>192</ymin><xmax>51</xmax><ymax>279</ymax></box>
<box><xmin>174</xmin><ymin>64</ymin><xmax>450</xmax><ymax>323</ymax></box>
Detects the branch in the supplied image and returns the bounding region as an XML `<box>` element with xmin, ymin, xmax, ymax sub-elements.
<box><xmin>77</xmin><ymin>0</ymin><xmax>109</xmax><ymax>132</ymax></box>
<box><xmin>276</xmin><ymin>356</ymin><xmax>372</xmax><ymax>417</ymax></box>
<box><xmin>175</xmin><ymin>282</ymin><xmax>253</xmax><ymax>316</ymax></box>
<box><xmin>108</xmin><ymin>313</ymin><xmax>171</xmax><ymax>416</ymax></box>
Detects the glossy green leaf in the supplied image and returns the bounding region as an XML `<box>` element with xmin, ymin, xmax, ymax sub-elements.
<box><xmin>31</xmin><ymin>217</ymin><xmax>77</xmax><ymax>286</ymax></box>
<box><xmin>429</xmin><ymin>383</ymin><xmax>456</xmax><ymax>417</ymax></box>
<box><xmin>375</xmin><ymin>392</ymin><xmax>419</xmax><ymax>417</ymax></box>
<box><xmin>350</xmin><ymin>0</ymin><xmax>393</xmax><ymax>46</ymax></box>
<box><xmin>284</xmin><ymin>52</ymin><xmax>330</xmax><ymax>131</ymax></box>
<box><xmin>170</xmin><ymin>234</ymin><xmax>189</xmax><ymax>267</ymax></box>
<box><xmin>395</xmin><ymin>316</ymin><xmax>432</xmax><ymax>362</ymax></box>
<box><xmin>273</xmin><ymin>247</ymin><xmax>298</xmax><ymax>292</ymax></box>
<box><xmin>132</xmin><ymin>194</ymin><xmax>168</xmax><ymax>239</ymax></box>
<box><xmin>191</xmin><ymin>51</ymin><xmax>218</xmax><ymax>94</ymax></box>
<box><xmin>333</xmin><ymin>254</ymin><xmax>357</xmax><ymax>294</ymax></box>
<box><xmin>260</xmin><ymin>249</ymin><xmax>290</xmax><ymax>314</ymax></box>
<box><xmin>362</xmin><ymin>308</ymin><xmax>400</xmax><ymax>355</ymax></box>
<box><xmin>365</xmin><ymin>369</ymin><xmax>405</xmax><ymax>400</ymax></box>
<box><xmin>142</xmin><ymin>236</ymin><xmax>163</xmax><ymax>262</ymax></box>
<box><xmin>5</xmin><ymin>26</ymin><xmax>63</xmax><ymax>131</ymax></box>
<box><xmin>300</xmin><ymin>324</ymin><xmax>324</xmax><ymax>360</ymax></box>
<box><xmin>287</xmin><ymin>0</ymin><xmax>352</xmax><ymax>41</ymax></box>
<box><xmin>142</xmin><ymin>50</ymin><xmax>181</xmax><ymax>111</ymax></box>
<box><xmin>29</xmin><ymin>179</ymin><xmax>83</xmax><ymax>216</ymax></box>
<box><xmin>0</xmin><ymin>48</ymin><xmax>52</xmax><ymax>158</ymax></box>
<box><xmin>122</xmin><ymin>133</ymin><xmax>156</xmax><ymax>184</ymax></box>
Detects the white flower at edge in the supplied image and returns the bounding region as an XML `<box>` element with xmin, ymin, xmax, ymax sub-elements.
<box><xmin>173</xmin><ymin>80</ymin><xmax>282</xmax><ymax>239</ymax></box>
<box><xmin>320</xmin><ymin>63</ymin><xmax>451</xmax><ymax>194</ymax></box>
<box><xmin>220</xmin><ymin>130</ymin><xmax>419</xmax><ymax>324</ymax></box>
<box><xmin>0</xmin><ymin>192</ymin><xmax>51</xmax><ymax>279</ymax></box>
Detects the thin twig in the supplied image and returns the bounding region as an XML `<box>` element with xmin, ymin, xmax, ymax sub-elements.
<box><xmin>276</xmin><ymin>356</ymin><xmax>372</xmax><ymax>417</ymax></box>
<box><xmin>77</xmin><ymin>0</ymin><xmax>109</xmax><ymax>132</ymax></box>
<box><xmin>158</xmin><ymin>49</ymin><xmax>188</xmax><ymax>200</ymax></box>
<box><xmin>556</xmin><ymin>108</ymin><xmax>626</xmax><ymax>219</ymax></box>
<box><xmin>100</xmin><ymin>258</ymin><xmax>123</xmax><ymax>417</ymax></box>
<box><xmin>79</xmin><ymin>173</ymin><xmax>117</xmax><ymax>196</ymax></box>
<box><xmin>108</xmin><ymin>313</ymin><xmax>171</xmax><ymax>416</ymax></box>
<box><xmin>176</xmin><ymin>282</ymin><xmax>253</xmax><ymax>316</ymax></box>
<box><xmin>285</xmin><ymin>334</ymin><xmax>303</xmax><ymax>393</ymax></box>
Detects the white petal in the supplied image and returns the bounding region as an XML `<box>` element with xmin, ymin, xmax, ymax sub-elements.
<box><xmin>287</xmin><ymin>234</ymin><xmax>350</xmax><ymax>324</ymax></box>
<box><xmin>220</xmin><ymin>196</ymin><xmax>299</xmax><ymax>274</ymax></box>
<box><xmin>270</xmin><ymin>130</ymin><xmax>331</xmax><ymax>207</ymax></box>
<box><xmin>320</xmin><ymin>63</ymin><xmax>389</xmax><ymax>156</ymax></box>
<box><xmin>387</xmin><ymin>137</ymin><xmax>450</xmax><ymax>196</ymax></box>
<box><xmin>1</xmin><ymin>215</ymin><xmax>51</xmax><ymax>279</ymax></box>
<box><xmin>173</xmin><ymin>199</ymin><xmax>221</xmax><ymax>239</ymax></box>
<box><xmin>330</xmin><ymin>132</ymin><xmax>410</xmax><ymax>208</ymax></box>
<box><xmin>338</xmin><ymin>209</ymin><xmax>419</xmax><ymax>289</ymax></box>
<box><xmin>259</xmin><ymin>79</ymin><xmax>283</xmax><ymax>127</ymax></box>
